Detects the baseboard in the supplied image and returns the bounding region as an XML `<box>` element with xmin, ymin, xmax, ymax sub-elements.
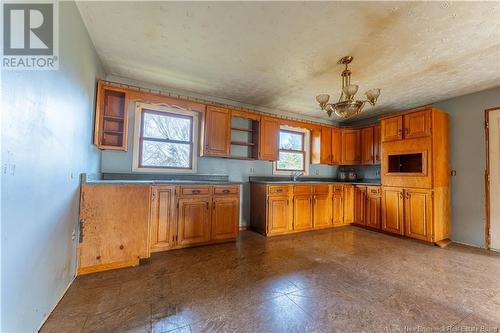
<box><xmin>36</xmin><ymin>275</ymin><xmax>76</xmax><ymax>332</ymax></box>
<box><xmin>239</xmin><ymin>226</ymin><xmax>250</xmax><ymax>231</ymax></box>
<box><xmin>451</xmin><ymin>240</ymin><xmax>486</xmax><ymax>249</ymax></box>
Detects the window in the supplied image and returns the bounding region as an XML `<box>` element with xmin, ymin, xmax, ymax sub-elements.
<box><xmin>273</xmin><ymin>126</ymin><xmax>310</xmax><ymax>174</ymax></box>
<box><xmin>133</xmin><ymin>103</ymin><xmax>198</xmax><ymax>172</ymax></box>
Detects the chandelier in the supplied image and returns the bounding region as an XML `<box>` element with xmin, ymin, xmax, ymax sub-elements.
<box><xmin>316</xmin><ymin>56</ymin><xmax>380</xmax><ymax>119</ymax></box>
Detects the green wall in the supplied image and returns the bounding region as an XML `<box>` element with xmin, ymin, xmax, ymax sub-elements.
<box><xmin>1</xmin><ymin>2</ymin><xmax>104</xmax><ymax>331</ymax></box>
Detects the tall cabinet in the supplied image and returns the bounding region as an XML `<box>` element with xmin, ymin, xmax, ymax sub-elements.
<box><xmin>380</xmin><ymin>106</ymin><xmax>449</xmax><ymax>243</ymax></box>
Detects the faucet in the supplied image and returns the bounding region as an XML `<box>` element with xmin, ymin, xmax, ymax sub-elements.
<box><xmin>291</xmin><ymin>171</ymin><xmax>304</xmax><ymax>182</ymax></box>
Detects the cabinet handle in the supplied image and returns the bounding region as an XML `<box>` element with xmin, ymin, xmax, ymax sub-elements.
<box><xmin>206</xmin><ymin>202</ymin><xmax>209</xmax><ymax>210</ymax></box>
<box><xmin>406</xmin><ymin>192</ymin><xmax>411</xmax><ymax>199</ymax></box>
<box><xmin>399</xmin><ymin>192</ymin><xmax>404</xmax><ymax>199</ymax></box>
<box><xmin>192</xmin><ymin>190</ymin><xmax>201</xmax><ymax>194</ymax></box>
<box><xmin>276</xmin><ymin>189</ymin><xmax>283</xmax><ymax>192</ymax></box>
<box><xmin>213</xmin><ymin>201</ymin><xmax>215</xmax><ymax>209</ymax></box>
<box><xmin>222</xmin><ymin>189</ymin><xmax>230</xmax><ymax>194</ymax></box>
<box><xmin>405</xmin><ymin>128</ymin><xmax>409</xmax><ymax>135</ymax></box>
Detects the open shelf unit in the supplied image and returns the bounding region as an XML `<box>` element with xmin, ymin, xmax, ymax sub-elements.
<box><xmin>229</xmin><ymin>116</ymin><xmax>259</xmax><ymax>160</ymax></box>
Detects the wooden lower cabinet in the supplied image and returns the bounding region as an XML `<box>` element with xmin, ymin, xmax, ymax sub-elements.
<box><xmin>150</xmin><ymin>186</ymin><xmax>176</xmax><ymax>252</ymax></box>
<box><xmin>332</xmin><ymin>185</ymin><xmax>345</xmax><ymax>226</ymax></box>
<box><xmin>354</xmin><ymin>185</ymin><xmax>367</xmax><ymax>225</ymax></box>
<box><xmin>293</xmin><ymin>194</ymin><xmax>313</xmax><ymax>231</ymax></box>
<box><xmin>404</xmin><ymin>188</ymin><xmax>432</xmax><ymax>241</ymax></box>
<box><xmin>151</xmin><ymin>185</ymin><xmax>240</xmax><ymax>249</ymax></box>
<box><xmin>313</xmin><ymin>193</ymin><xmax>332</xmax><ymax>228</ymax></box>
<box><xmin>177</xmin><ymin>197</ymin><xmax>211</xmax><ymax>246</ymax></box>
<box><xmin>381</xmin><ymin>186</ymin><xmax>405</xmax><ymax>235</ymax></box>
<box><xmin>212</xmin><ymin>196</ymin><xmax>240</xmax><ymax>241</ymax></box>
<box><xmin>268</xmin><ymin>196</ymin><xmax>291</xmax><ymax>235</ymax></box>
<box><xmin>343</xmin><ymin>185</ymin><xmax>356</xmax><ymax>224</ymax></box>
<box><xmin>365</xmin><ymin>186</ymin><xmax>381</xmax><ymax>229</ymax></box>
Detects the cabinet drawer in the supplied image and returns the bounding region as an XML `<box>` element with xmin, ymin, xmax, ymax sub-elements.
<box><xmin>314</xmin><ymin>184</ymin><xmax>330</xmax><ymax>195</ymax></box>
<box><xmin>268</xmin><ymin>185</ymin><xmax>290</xmax><ymax>195</ymax></box>
<box><xmin>213</xmin><ymin>185</ymin><xmax>239</xmax><ymax>195</ymax></box>
<box><xmin>180</xmin><ymin>186</ymin><xmax>211</xmax><ymax>196</ymax></box>
<box><xmin>333</xmin><ymin>185</ymin><xmax>344</xmax><ymax>194</ymax></box>
<box><xmin>367</xmin><ymin>186</ymin><xmax>381</xmax><ymax>197</ymax></box>
<box><xmin>293</xmin><ymin>185</ymin><xmax>313</xmax><ymax>195</ymax></box>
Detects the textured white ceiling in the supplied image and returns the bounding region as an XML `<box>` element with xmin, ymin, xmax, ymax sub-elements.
<box><xmin>77</xmin><ymin>1</ymin><xmax>500</xmax><ymax>123</ymax></box>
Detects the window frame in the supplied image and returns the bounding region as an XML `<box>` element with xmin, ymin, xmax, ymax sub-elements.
<box><xmin>273</xmin><ymin>125</ymin><xmax>310</xmax><ymax>175</ymax></box>
<box><xmin>133</xmin><ymin>102</ymin><xmax>199</xmax><ymax>173</ymax></box>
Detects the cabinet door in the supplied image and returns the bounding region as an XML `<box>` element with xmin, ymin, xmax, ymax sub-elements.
<box><xmin>150</xmin><ymin>186</ymin><xmax>176</xmax><ymax>252</ymax></box>
<box><xmin>293</xmin><ymin>195</ymin><xmax>313</xmax><ymax>231</ymax></box>
<box><xmin>212</xmin><ymin>196</ymin><xmax>239</xmax><ymax>241</ymax></box>
<box><xmin>331</xmin><ymin>127</ymin><xmax>342</xmax><ymax>165</ymax></box>
<box><xmin>268</xmin><ymin>196</ymin><xmax>291</xmax><ymax>235</ymax></box>
<box><xmin>320</xmin><ymin>127</ymin><xmax>332</xmax><ymax>164</ymax></box>
<box><xmin>354</xmin><ymin>186</ymin><xmax>367</xmax><ymax>225</ymax></box>
<box><xmin>343</xmin><ymin>185</ymin><xmax>355</xmax><ymax>224</ymax></box>
<box><xmin>177</xmin><ymin>197</ymin><xmax>211</xmax><ymax>246</ymax></box>
<box><xmin>381</xmin><ymin>116</ymin><xmax>403</xmax><ymax>142</ymax></box>
<box><xmin>259</xmin><ymin>116</ymin><xmax>280</xmax><ymax>161</ymax></box>
<box><xmin>381</xmin><ymin>187</ymin><xmax>404</xmax><ymax>235</ymax></box>
<box><xmin>361</xmin><ymin>127</ymin><xmax>374</xmax><ymax>165</ymax></box>
<box><xmin>204</xmin><ymin>105</ymin><xmax>231</xmax><ymax>157</ymax></box>
<box><xmin>332</xmin><ymin>186</ymin><xmax>344</xmax><ymax>226</ymax></box>
<box><xmin>341</xmin><ymin>129</ymin><xmax>361</xmax><ymax>165</ymax></box>
<box><xmin>366</xmin><ymin>187</ymin><xmax>381</xmax><ymax>229</ymax></box>
<box><xmin>374</xmin><ymin>125</ymin><xmax>381</xmax><ymax>164</ymax></box>
<box><xmin>404</xmin><ymin>110</ymin><xmax>432</xmax><ymax>139</ymax></box>
<box><xmin>404</xmin><ymin>189</ymin><xmax>433</xmax><ymax>241</ymax></box>
<box><xmin>313</xmin><ymin>193</ymin><xmax>332</xmax><ymax>229</ymax></box>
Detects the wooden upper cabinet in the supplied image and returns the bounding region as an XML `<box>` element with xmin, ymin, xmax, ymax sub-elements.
<box><xmin>203</xmin><ymin>106</ymin><xmax>231</xmax><ymax>157</ymax></box>
<box><xmin>331</xmin><ymin>127</ymin><xmax>342</xmax><ymax>165</ymax></box>
<box><xmin>404</xmin><ymin>109</ymin><xmax>432</xmax><ymax>139</ymax></box>
<box><xmin>267</xmin><ymin>196</ymin><xmax>290</xmax><ymax>235</ymax></box>
<box><xmin>341</xmin><ymin>129</ymin><xmax>361</xmax><ymax>165</ymax></box>
<box><xmin>259</xmin><ymin>116</ymin><xmax>280</xmax><ymax>161</ymax></box>
<box><xmin>404</xmin><ymin>188</ymin><xmax>432</xmax><ymax>241</ymax></box>
<box><xmin>343</xmin><ymin>185</ymin><xmax>355</xmax><ymax>224</ymax></box>
<box><xmin>374</xmin><ymin>125</ymin><xmax>381</xmax><ymax>164</ymax></box>
<box><xmin>177</xmin><ymin>197</ymin><xmax>211</xmax><ymax>246</ymax></box>
<box><xmin>366</xmin><ymin>186</ymin><xmax>381</xmax><ymax>229</ymax></box>
<box><xmin>150</xmin><ymin>186</ymin><xmax>176</xmax><ymax>252</ymax></box>
<box><xmin>211</xmin><ymin>196</ymin><xmax>239</xmax><ymax>241</ymax></box>
<box><xmin>381</xmin><ymin>186</ymin><xmax>404</xmax><ymax>235</ymax></box>
<box><xmin>381</xmin><ymin>116</ymin><xmax>403</xmax><ymax>142</ymax></box>
<box><xmin>94</xmin><ymin>81</ymin><xmax>129</xmax><ymax>151</ymax></box>
<box><xmin>332</xmin><ymin>186</ymin><xmax>344</xmax><ymax>226</ymax></box>
<box><xmin>320</xmin><ymin>127</ymin><xmax>333</xmax><ymax>164</ymax></box>
<box><xmin>293</xmin><ymin>194</ymin><xmax>313</xmax><ymax>231</ymax></box>
<box><xmin>360</xmin><ymin>127</ymin><xmax>375</xmax><ymax>165</ymax></box>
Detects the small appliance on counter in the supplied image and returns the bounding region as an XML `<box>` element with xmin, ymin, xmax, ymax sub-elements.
<box><xmin>348</xmin><ymin>168</ymin><xmax>358</xmax><ymax>181</ymax></box>
<box><xmin>338</xmin><ymin>168</ymin><xmax>347</xmax><ymax>181</ymax></box>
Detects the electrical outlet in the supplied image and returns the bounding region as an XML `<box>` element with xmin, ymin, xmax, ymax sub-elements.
<box><xmin>249</xmin><ymin>167</ymin><xmax>255</xmax><ymax>174</ymax></box>
<box><xmin>314</xmin><ymin>169</ymin><xmax>319</xmax><ymax>176</ymax></box>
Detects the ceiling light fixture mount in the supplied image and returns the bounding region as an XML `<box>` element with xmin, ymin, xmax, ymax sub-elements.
<box><xmin>316</xmin><ymin>56</ymin><xmax>380</xmax><ymax>119</ymax></box>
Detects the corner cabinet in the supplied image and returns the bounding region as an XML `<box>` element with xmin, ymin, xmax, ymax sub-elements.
<box><xmin>341</xmin><ymin>129</ymin><xmax>361</xmax><ymax>165</ymax></box>
<box><xmin>94</xmin><ymin>81</ymin><xmax>129</xmax><ymax>150</ymax></box>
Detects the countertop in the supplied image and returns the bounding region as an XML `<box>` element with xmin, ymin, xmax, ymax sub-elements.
<box><xmin>249</xmin><ymin>178</ymin><xmax>381</xmax><ymax>185</ymax></box>
<box><xmin>84</xmin><ymin>180</ymin><xmax>243</xmax><ymax>185</ymax></box>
